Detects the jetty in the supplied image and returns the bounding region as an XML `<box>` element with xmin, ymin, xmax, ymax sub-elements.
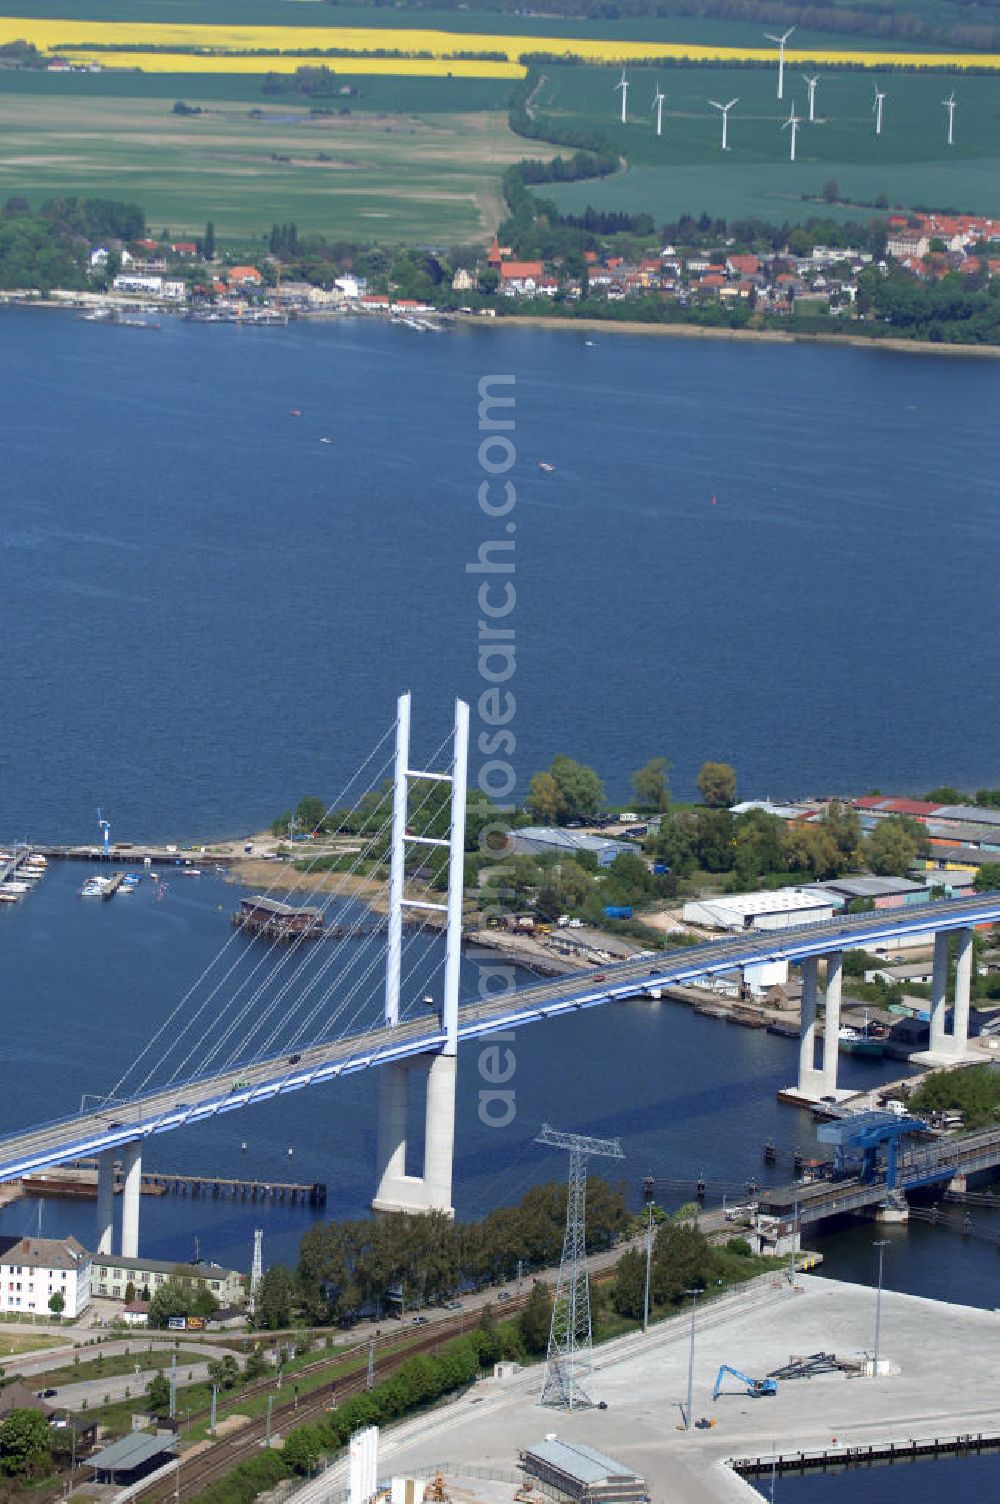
<box><xmin>19</xmin><ymin>1161</ymin><xmax>326</xmax><ymax>1207</ymax></box>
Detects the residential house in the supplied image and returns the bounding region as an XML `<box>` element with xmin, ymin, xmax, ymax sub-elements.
<box><xmin>0</xmin><ymin>1235</ymin><xmax>91</xmax><ymax>1318</ymax></box>
<box><xmin>90</xmin><ymin>1255</ymin><xmax>245</xmax><ymax>1307</ymax></box>
<box><xmin>500</xmin><ymin>260</ymin><xmax>545</xmax><ymax>295</ymax></box>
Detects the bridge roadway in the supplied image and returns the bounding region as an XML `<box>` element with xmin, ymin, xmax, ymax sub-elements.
<box><xmin>1</xmin><ymin>893</ymin><xmax>998</xmax><ymax>1184</ymax></box>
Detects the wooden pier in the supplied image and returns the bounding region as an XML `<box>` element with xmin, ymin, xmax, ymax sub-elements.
<box><xmin>20</xmin><ymin>1161</ymin><xmax>326</xmax><ymax>1207</ymax></box>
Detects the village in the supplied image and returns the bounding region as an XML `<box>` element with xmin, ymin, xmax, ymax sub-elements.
<box><xmin>5</xmin><ymin>208</ymin><xmax>999</xmax><ymax>328</ymax></box>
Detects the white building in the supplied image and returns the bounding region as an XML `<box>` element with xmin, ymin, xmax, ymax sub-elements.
<box><xmin>682</xmin><ymin>888</ymin><xmax>837</xmax><ymax>933</ymax></box>
<box><xmin>0</xmin><ymin>1235</ymin><xmax>91</xmax><ymax>1318</ymax></box>
<box><xmin>113</xmin><ymin>273</ymin><xmax>162</xmax><ymax>296</ymax></box>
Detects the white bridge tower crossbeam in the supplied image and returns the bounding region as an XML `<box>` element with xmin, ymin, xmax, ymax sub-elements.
<box><xmin>373</xmin><ymin>692</ymin><xmax>468</xmax><ymax>1218</ymax></box>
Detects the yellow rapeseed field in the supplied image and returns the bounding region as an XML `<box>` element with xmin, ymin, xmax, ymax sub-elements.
<box><xmin>1</xmin><ymin>16</ymin><xmax>997</xmax><ymax>73</ymax></box>
<box><xmin>54</xmin><ymin>49</ymin><xmax>525</xmax><ymax>78</ymax></box>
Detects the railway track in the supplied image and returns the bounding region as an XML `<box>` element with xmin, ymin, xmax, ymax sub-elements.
<box><xmin>135</xmin><ymin>1301</ymin><xmax>533</xmax><ymax>1504</ymax></box>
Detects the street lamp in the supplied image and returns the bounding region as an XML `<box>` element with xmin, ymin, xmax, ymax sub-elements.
<box><xmin>642</xmin><ymin>1201</ymin><xmax>655</xmax><ymax>1334</ymax></box>
<box><xmin>684</xmin><ymin>1288</ymin><xmax>701</xmax><ymax>1430</ymax></box>
<box><xmin>873</xmin><ymin>1239</ymin><xmax>889</xmax><ymax>1374</ymax></box>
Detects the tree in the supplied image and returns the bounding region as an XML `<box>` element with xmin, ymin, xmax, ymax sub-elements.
<box><xmin>295</xmin><ymin>795</ymin><xmax>327</xmax><ymax>835</ymax></box>
<box><xmin>526</xmin><ymin>770</ymin><xmax>565</xmax><ymax>824</ymax></box>
<box><xmin>926</xmin><ymin>786</ymin><xmax>963</xmax><ymax>803</ymax></box>
<box><xmin>204</xmin><ymin>221</ymin><xmax>215</xmax><ymax>259</ymax></box>
<box><xmin>475</xmin><ymin>1304</ymin><xmax>502</xmax><ymax>1366</ymax></box>
<box><xmin>517</xmin><ymin>1282</ymin><xmax>552</xmax><ymax>1355</ymax></box>
<box><xmin>867</xmin><ymin>816</ymin><xmax>922</xmax><ymax>876</ymax></box>
<box><xmin>610</xmin><ymin>1248</ymin><xmax>646</xmax><ymax>1319</ymax></box>
<box><xmin>822</xmin><ymin>801</ymin><xmax>861</xmax><ymax>861</ymax></box>
<box><xmin>146</xmin><ymin>1372</ymin><xmax>170</xmax><ymax>1415</ymax></box>
<box><xmin>0</xmin><ymin>1410</ymin><xmax>52</xmax><ymax>1479</ymax></box>
<box><xmin>974</xmin><ymin>863</ymin><xmax>1000</xmax><ymax>893</ymax></box>
<box><xmin>693</xmin><ymin>808</ymin><xmax>735</xmax><ymax>872</ymax></box>
<box><xmin>244</xmin><ymin>1344</ymin><xmax>268</xmax><ymax>1380</ymax></box>
<box><xmin>632</xmin><ymin>756</ymin><xmax>670</xmax><ymax>812</ymax></box>
<box><xmin>822</xmin><ymin>179</ymin><xmax>840</xmax><ymax>203</ymax></box>
<box><xmin>47</xmin><ymin>1290</ymin><xmax>64</xmax><ymax>1316</ymax></box>
<box><xmin>207</xmin><ymin>1354</ymin><xmax>240</xmax><ymax>1390</ymax></box>
<box><xmin>478</xmin><ymin>267</ymin><xmax>499</xmax><ymax>294</ymax></box>
<box><xmin>548</xmin><ymin>755</ymin><xmax>604</xmax><ymax>821</ymax></box>
<box><xmin>254</xmin><ymin>1265</ymin><xmax>295</xmax><ymax>1330</ymax></box>
<box><xmin>123</xmin><ymin>1281</ymin><xmax>136</xmax><ymax>1305</ymax></box>
<box><xmin>697</xmin><ymin>762</ymin><xmax>736</xmax><ymax>808</ymax></box>
<box><xmin>652</xmin><ymin>1220</ymin><xmax>710</xmax><ymax>1305</ymax></box>
<box><xmin>781</xmin><ymin>822</ymin><xmax>841</xmax><ymax>879</ymax></box>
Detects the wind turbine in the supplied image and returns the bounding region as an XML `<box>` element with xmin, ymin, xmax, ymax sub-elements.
<box><xmin>709</xmin><ymin>97</ymin><xmax>738</xmax><ymax>151</ymax></box>
<box><xmin>782</xmin><ymin>100</ymin><xmax>802</xmax><ymax>161</ymax></box>
<box><xmin>873</xmin><ymin>84</ymin><xmax>885</xmax><ymax>136</ymax></box>
<box><xmin>765</xmin><ymin>27</ymin><xmax>795</xmax><ymax>99</ymax></box>
<box><xmin>942</xmin><ymin>91</ymin><xmax>957</xmax><ymax>146</ymax></box>
<box><xmin>651</xmin><ymin>82</ymin><xmax>666</xmax><ymax>137</ymax></box>
<box><xmin>614</xmin><ymin>67</ymin><xmax>629</xmax><ymax>124</ymax></box>
<box><xmin>803</xmin><ymin>73</ymin><xmax>820</xmax><ymax>122</ymax></box>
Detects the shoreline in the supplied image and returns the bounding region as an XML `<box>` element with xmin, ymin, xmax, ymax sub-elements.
<box><xmin>467</xmin><ymin>313</ymin><xmax>1000</xmax><ymax>358</ymax></box>
<box><xmin>5</xmin><ymin>299</ymin><xmax>1000</xmax><ymax>358</ymax></box>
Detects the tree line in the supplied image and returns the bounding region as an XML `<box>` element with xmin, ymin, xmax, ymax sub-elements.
<box><xmin>294</xmin><ymin>1180</ymin><xmax>628</xmax><ymax>1323</ymax></box>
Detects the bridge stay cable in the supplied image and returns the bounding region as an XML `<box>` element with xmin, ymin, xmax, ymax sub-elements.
<box><xmin>106</xmin><ymin>719</ymin><xmax>397</xmax><ymax>1102</ymax></box>
<box><xmin>161</xmin><ymin>790</ymin><xmax>400</xmax><ymax>1086</ymax></box>
<box><xmin>261</xmin><ymin>737</ymin><xmax>462</xmax><ymax>1060</ymax></box>
<box><xmin>199</xmin><ymin>733</ymin><xmax>456</xmax><ymax>1080</ymax></box>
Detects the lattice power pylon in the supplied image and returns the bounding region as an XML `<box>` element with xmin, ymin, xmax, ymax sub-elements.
<box><xmin>537</xmin><ymin>1123</ymin><xmax>624</xmax><ymax>1409</ymax></box>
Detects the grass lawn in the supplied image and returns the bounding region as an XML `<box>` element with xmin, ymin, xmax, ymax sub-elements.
<box><xmin>0</xmin><ymin>89</ymin><xmax>531</xmax><ymax>241</ymax></box>
<box><xmin>538</xmin><ymin>63</ymin><xmax>1000</xmax><ymax>223</ymax></box>
<box><xmin>0</xmin><ymin>1333</ymin><xmax>70</xmax><ymax>1356</ymax></box>
<box><xmin>26</xmin><ymin>1346</ymin><xmax>181</xmax><ymax>1388</ymax></box>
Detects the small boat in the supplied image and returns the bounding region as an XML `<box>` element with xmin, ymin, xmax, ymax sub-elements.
<box><xmin>538</xmin><ymin>461</ymin><xmax>555</xmax><ymax>473</ymax></box>
<box><xmin>180</xmin><ymin>867</ymin><xmax>203</xmax><ymax>877</ymax></box>
<box><xmin>838</xmin><ymin>1012</ymin><xmax>886</xmax><ymax>1057</ymax></box>
<box><xmin>319</xmin><ymin>437</ymin><xmax>332</xmax><ymax>445</ymax></box>
<box><xmin>290</xmin><ymin>408</ymin><xmax>302</xmax><ymax>417</ymax></box>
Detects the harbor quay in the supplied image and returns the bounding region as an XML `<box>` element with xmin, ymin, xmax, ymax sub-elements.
<box><xmin>346</xmin><ymin>1275</ymin><xmax>1000</xmax><ymax>1504</ymax></box>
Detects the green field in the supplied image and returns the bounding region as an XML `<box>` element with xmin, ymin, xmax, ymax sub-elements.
<box><xmin>0</xmin><ymin>68</ymin><xmax>515</xmax><ymax>111</ymax></box>
<box><xmin>0</xmin><ymin>0</ymin><xmax>990</xmax><ymax>52</ymax></box>
<box><xmin>0</xmin><ymin>90</ymin><xmax>529</xmax><ymax>241</ymax></box>
<box><xmin>537</xmin><ymin>63</ymin><xmax>1000</xmax><ymax>224</ymax></box>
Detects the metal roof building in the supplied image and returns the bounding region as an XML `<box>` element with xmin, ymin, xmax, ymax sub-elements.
<box><xmin>87</xmin><ymin>1432</ymin><xmax>177</xmax><ymax>1484</ymax></box>
<box><xmin>520</xmin><ymin>1439</ymin><xmax>649</xmax><ymax>1504</ymax></box>
<box><xmin>682</xmin><ymin>888</ymin><xmax>836</xmax><ymax>933</ymax></box>
<box><xmin>811</xmin><ymin>876</ymin><xmax>930</xmax><ymax>908</ymax></box>
<box><xmin>512</xmin><ymin>827</ymin><xmax>637</xmax><ymax>868</ymax></box>
<box><xmin>931</xmin><ymin>804</ymin><xmax>1000</xmax><ymax>828</ymax></box>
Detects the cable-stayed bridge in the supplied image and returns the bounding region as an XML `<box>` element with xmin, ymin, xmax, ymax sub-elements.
<box><xmin>4</xmin><ymin>695</ymin><xmax>1000</xmax><ymax>1256</ymax></box>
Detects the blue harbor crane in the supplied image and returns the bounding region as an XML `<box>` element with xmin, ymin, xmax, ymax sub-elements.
<box><xmin>97</xmin><ymin>807</ymin><xmax>110</xmax><ymax>858</ymax></box>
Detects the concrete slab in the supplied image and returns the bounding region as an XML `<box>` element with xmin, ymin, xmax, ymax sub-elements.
<box><xmin>313</xmin><ymin>1276</ymin><xmax>1000</xmax><ymax>1504</ymax></box>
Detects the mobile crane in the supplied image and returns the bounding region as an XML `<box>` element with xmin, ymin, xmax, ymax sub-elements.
<box><xmin>712</xmin><ymin>1365</ymin><xmax>777</xmax><ymax>1400</ymax></box>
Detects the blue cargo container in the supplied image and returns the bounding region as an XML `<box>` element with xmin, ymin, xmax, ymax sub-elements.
<box><xmin>603</xmin><ymin>905</ymin><xmax>634</xmax><ymax>919</ymax></box>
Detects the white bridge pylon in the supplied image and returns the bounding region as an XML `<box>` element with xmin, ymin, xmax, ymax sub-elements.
<box><xmin>374</xmin><ymin>692</ymin><xmax>469</xmax><ymax>1217</ymax></box>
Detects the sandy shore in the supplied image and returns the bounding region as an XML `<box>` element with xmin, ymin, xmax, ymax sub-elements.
<box><xmin>472</xmin><ymin>313</ymin><xmax>1000</xmax><ymax>358</ymax></box>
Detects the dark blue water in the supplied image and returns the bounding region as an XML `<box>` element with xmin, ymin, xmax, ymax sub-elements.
<box><xmin>759</xmin><ymin>1450</ymin><xmax>1000</xmax><ymax>1503</ymax></box>
<box><xmin>2</xmin><ymin>312</ymin><xmax>999</xmax><ymax>847</ymax></box>
<box><xmin>2</xmin><ymin>313</ymin><xmax>999</xmax><ymax>1302</ymax></box>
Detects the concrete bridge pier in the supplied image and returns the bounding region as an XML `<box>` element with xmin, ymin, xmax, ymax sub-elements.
<box><xmin>121</xmin><ymin>1143</ymin><xmax>142</xmax><ymax>1257</ymax></box>
<box><xmin>915</xmin><ymin>927</ymin><xmax>977</xmax><ymax>1066</ymax></box>
<box><xmin>372</xmin><ymin>1054</ymin><xmax>455</xmax><ymax>1217</ymax></box>
<box><xmin>95</xmin><ymin>1148</ymin><xmax>115</xmax><ymax>1255</ymax></box>
<box><xmin>797</xmin><ymin>956</ymin><xmax>822</xmax><ymax>1097</ymax></box>
<box><xmin>820</xmin><ymin>952</ymin><xmax>844</xmax><ymax>1098</ymax></box>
